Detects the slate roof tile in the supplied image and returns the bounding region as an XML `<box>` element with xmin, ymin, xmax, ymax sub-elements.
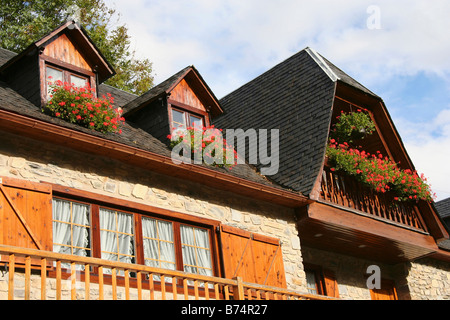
<box><xmin>214</xmin><ymin>49</ymin><xmax>336</xmax><ymax>196</ymax></box>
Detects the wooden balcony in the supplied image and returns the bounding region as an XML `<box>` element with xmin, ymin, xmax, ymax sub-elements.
<box><xmin>296</xmin><ymin>166</ymin><xmax>439</xmax><ymax>264</ymax></box>
<box><xmin>320</xmin><ymin>166</ymin><xmax>427</xmax><ymax>232</ymax></box>
<box><xmin>0</xmin><ymin>245</ymin><xmax>332</xmax><ymax>301</ymax></box>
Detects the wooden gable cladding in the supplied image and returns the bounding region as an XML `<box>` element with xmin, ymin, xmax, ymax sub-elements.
<box><xmin>42</xmin><ymin>33</ymin><xmax>92</xmax><ymax>72</ymax></box>
<box><xmin>168</xmin><ymin>67</ymin><xmax>223</xmax><ymax>118</ymax></box>
<box><xmin>219</xmin><ymin>225</ymin><xmax>286</xmax><ymax>288</ymax></box>
<box><xmin>170</xmin><ymin>79</ymin><xmax>206</xmax><ymax>112</ymax></box>
<box><xmin>0</xmin><ymin>177</ymin><xmax>52</xmax><ymax>264</ymax></box>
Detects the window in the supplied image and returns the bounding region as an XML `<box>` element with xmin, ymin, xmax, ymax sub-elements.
<box><xmin>170</xmin><ymin>107</ymin><xmax>205</xmax><ymax>134</ymax></box>
<box><xmin>304</xmin><ymin>265</ymin><xmax>340</xmax><ymax>298</ymax></box>
<box><xmin>45</xmin><ymin>65</ymin><xmax>89</xmax><ymax>100</ymax></box>
<box><xmin>51</xmin><ymin>196</ymin><xmax>215</xmax><ymax>278</ymax></box>
<box><xmin>99</xmin><ymin>208</ymin><xmax>135</xmax><ymax>264</ymax></box>
<box><xmin>142</xmin><ymin>217</ymin><xmax>176</xmax><ymax>270</ymax></box>
<box><xmin>305</xmin><ymin>268</ymin><xmax>325</xmax><ymax>295</ymax></box>
<box><xmin>52</xmin><ymin>198</ymin><xmax>91</xmax><ymax>258</ymax></box>
<box><xmin>180</xmin><ymin>225</ymin><xmax>213</xmax><ymax>277</ymax></box>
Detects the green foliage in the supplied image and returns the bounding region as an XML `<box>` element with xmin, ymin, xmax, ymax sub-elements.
<box><xmin>0</xmin><ymin>0</ymin><xmax>153</xmax><ymax>95</ymax></box>
<box><xmin>330</xmin><ymin>110</ymin><xmax>376</xmax><ymax>144</ymax></box>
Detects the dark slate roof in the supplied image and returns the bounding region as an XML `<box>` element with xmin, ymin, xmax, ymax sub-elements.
<box><xmin>320</xmin><ymin>55</ymin><xmax>380</xmax><ymax>99</ymax></box>
<box><xmin>0</xmin><ymin>48</ymin><xmax>16</xmax><ymax>66</ymax></box>
<box><xmin>0</xmin><ymin>48</ymin><xmax>273</xmax><ymax>187</ymax></box>
<box><xmin>98</xmin><ymin>84</ymin><xmax>138</xmax><ymax>108</ymax></box>
<box><xmin>214</xmin><ymin>48</ymin><xmax>336</xmax><ymax>196</ymax></box>
<box><xmin>436</xmin><ymin>198</ymin><xmax>450</xmax><ymax>219</ymax></box>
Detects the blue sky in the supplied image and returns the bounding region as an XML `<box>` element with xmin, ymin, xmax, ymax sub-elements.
<box><xmin>105</xmin><ymin>0</ymin><xmax>450</xmax><ymax>201</ymax></box>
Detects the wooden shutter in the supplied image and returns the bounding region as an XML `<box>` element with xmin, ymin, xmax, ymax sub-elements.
<box><xmin>219</xmin><ymin>225</ymin><xmax>286</xmax><ymax>288</ymax></box>
<box><xmin>0</xmin><ymin>177</ymin><xmax>52</xmax><ymax>256</ymax></box>
<box><xmin>323</xmin><ymin>269</ymin><xmax>340</xmax><ymax>298</ymax></box>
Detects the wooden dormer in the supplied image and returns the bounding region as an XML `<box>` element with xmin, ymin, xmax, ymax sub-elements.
<box><xmin>0</xmin><ymin>20</ymin><xmax>115</xmax><ymax>108</ymax></box>
<box><xmin>123</xmin><ymin>66</ymin><xmax>223</xmax><ymax>143</ymax></box>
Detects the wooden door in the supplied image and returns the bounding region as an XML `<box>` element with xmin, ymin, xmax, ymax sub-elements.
<box><xmin>370</xmin><ymin>279</ymin><xmax>398</xmax><ymax>300</ymax></box>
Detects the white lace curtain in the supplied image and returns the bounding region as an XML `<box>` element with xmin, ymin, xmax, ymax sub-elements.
<box><xmin>142</xmin><ymin>217</ymin><xmax>176</xmax><ymax>270</ymax></box>
<box><xmin>99</xmin><ymin>208</ymin><xmax>134</xmax><ymax>263</ymax></box>
<box><xmin>180</xmin><ymin>225</ymin><xmax>212</xmax><ymax>277</ymax></box>
<box><xmin>52</xmin><ymin>199</ymin><xmax>212</xmax><ymax>277</ymax></box>
<box><xmin>52</xmin><ymin>198</ymin><xmax>90</xmax><ymax>256</ymax></box>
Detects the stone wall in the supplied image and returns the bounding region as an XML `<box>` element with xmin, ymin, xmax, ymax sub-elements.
<box><xmin>301</xmin><ymin>246</ymin><xmax>409</xmax><ymax>300</ymax></box>
<box><xmin>302</xmin><ymin>246</ymin><xmax>450</xmax><ymax>300</ymax></box>
<box><xmin>406</xmin><ymin>258</ymin><xmax>450</xmax><ymax>300</ymax></box>
<box><xmin>0</xmin><ymin>131</ymin><xmax>307</xmax><ymax>295</ymax></box>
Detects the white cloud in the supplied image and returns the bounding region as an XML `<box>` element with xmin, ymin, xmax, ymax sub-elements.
<box><xmin>395</xmin><ymin>108</ymin><xmax>450</xmax><ymax>201</ymax></box>
<box><xmin>105</xmin><ymin>0</ymin><xmax>450</xmax><ymax>96</ymax></box>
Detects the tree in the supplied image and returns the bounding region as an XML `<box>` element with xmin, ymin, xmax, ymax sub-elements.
<box><xmin>0</xmin><ymin>0</ymin><xmax>153</xmax><ymax>95</ymax></box>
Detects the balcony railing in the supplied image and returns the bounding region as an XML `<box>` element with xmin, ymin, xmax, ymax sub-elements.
<box><xmin>0</xmin><ymin>244</ymin><xmax>332</xmax><ymax>301</ymax></box>
<box><xmin>320</xmin><ymin>166</ymin><xmax>427</xmax><ymax>233</ymax></box>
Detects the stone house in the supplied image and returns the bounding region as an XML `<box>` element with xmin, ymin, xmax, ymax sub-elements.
<box><xmin>0</xmin><ymin>20</ymin><xmax>449</xmax><ymax>300</ymax></box>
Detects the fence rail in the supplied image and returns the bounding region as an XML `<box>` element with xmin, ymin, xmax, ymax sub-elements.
<box><xmin>320</xmin><ymin>166</ymin><xmax>427</xmax><ymax>232</ymax></box>
<box><xmin>0</xmin><ymin>244</ymin><xmax>331</xmax><ymax>301</ymax></box>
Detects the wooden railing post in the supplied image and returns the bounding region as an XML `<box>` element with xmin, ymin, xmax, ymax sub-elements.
<box><xmin>233</xmin><ymin>276</ymin><xmax>245</xmax><ymax>300</ymax></box>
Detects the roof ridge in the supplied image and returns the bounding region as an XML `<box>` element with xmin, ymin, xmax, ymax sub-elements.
<box><xmin>305</xmin><ymin>47</ymin><xmax>340</xmax><ymax>82</ymax></box>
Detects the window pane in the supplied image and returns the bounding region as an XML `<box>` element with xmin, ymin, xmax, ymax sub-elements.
<box><xmin>99</xmin><ymin>208</ymin><xmax>135</xmax><ymax>267</ymax></box>
<box><xmin>70</xmin><ymin>74</ymin><xmax>88</xmax><ymax>88</ymax></box>
<box><xmin>46</xmin><ymin>66</ymin><xmax>63</xmax><ymax>99</ymax></box>
<box><xmin>180</xmin><ymin>225</ymin><xmax>213</xmax><ymax>276</ymax></box>
<box><xmin>189</xmin><ymin>115</ymin><xmax>204</xmax><ymax>128</ymax></box>
<box><xmin>46</xmin><ymin>66</ymin><xmax>63</xmax><ymax>82</ymax></box>
<box><xmin>142</xmin><ymin>217</ymin><xmax>176</xmax><ymax>270</ymax></box>
<box><xmin>305</xmin><ymin>270</ymin><xmax>318</xmax><ymax>294</ymax></box>
<box><xmin>52</xmin><ymin>198</ymin><xmax>91</xmax><ymax>268</ymax></box>
<box><xmin>171</xmin><ymin>109</ymin><xmax>186</xmax><ymax>131</ymax></box>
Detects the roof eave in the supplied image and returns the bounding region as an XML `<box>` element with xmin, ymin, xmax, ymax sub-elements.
<box><xmin>0</xmin><ymin>107</ymin><xmax>310</xmax><ymax>208</ymax></box>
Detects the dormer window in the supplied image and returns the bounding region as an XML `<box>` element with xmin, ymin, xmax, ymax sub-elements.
<box><xmin>170</xmin><ymin>107</ymin><xmax>205</xmax><ymax>132</ymax></box>
<box><xmin>0</xmin><ymin>21</ymin><xmax>114</xmax><ymax>109</ymax></box>
<box><xmin>45</xmin><ymin>65</ymin><xmax>90</xmax><ymax>99</ymax></box>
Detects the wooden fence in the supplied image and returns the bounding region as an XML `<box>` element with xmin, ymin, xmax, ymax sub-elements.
<box><xmin>0</xmin><ymin>244</ymin><xmax>332</xmax><ymax>301</ymax></box>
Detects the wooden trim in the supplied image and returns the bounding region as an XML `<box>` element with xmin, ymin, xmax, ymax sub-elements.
<box><xmin>41</xmin><ymin>54</ymin><xmax>96</xmax><ymax>77</ymax></box>
<box><xmin>221</xmin><ymin>225</ymin><xmax>251</xmax><ymax>238</ymax></box>
<box><xmin>51</xmin><ymin>183</ymin><xmax>221</xmax><ymax>228</ymax></box>
<box><xmin>168</xmin><ymin>99</ymin><xmax>209</xmax><ymax>117</ymax></box>
<box><xmin>0</xmin><ymin>176</ymin><xmax>51</xmax><ymax>194</ymax></box>
<box><xmin>252</xmin><ymin>233</ymin><xmax>280</xmax><ymax>246</ymax></box>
